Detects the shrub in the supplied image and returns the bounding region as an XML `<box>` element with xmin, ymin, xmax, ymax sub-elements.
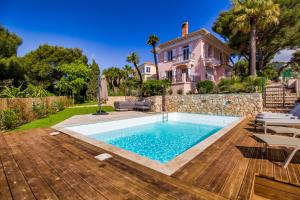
<box><xmin>32</xmin><ymin>101</ymin><xmax>48</xmax><ymax>118</ymax></box>
<box><xmin>141</xmin><ymin>80</ymin><xmax>170</xmax><ymax>97</ymax></box>
<box><xmin>24</xmin><ymin>84</ymin><xmax>53</xmax><ymax>97</ymax></box>
<box><xmin>196</xmin><ymin>80</ymin><xmax>214</xmax><ymax>94</ymax></box>
<box><xmin>52</xmin><ymin>100</ymin><xmax>65</xmax><ymax>112</ymax></box>
<box><xmin>177</xmin><ymin>89</ymin><xmax>183</xmax><ymax>95</ymax></box>
<box><xmin>167</xmin><ymin>88</ymin><xmax>173</xmax><ymax>95</ymax></box>
<box><xmin>218</xmin><ymin>76</ymin><xmax>264</xmax><ymax>93</ymax></box>
<box><xmin>0</xmin><ymin>85</ymin><xmax>25</xmax><ymax>98</ymax></box>
<box><xmin>0</xmin><ymin>109</ymin><xmax>20</xmax><ymax>130</ymax></box>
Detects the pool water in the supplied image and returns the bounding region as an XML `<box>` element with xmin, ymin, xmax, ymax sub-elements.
<box><xmin>89</xmin><ymin>121</ymin><xmax>222</xmax><ymax>163</ymax></box>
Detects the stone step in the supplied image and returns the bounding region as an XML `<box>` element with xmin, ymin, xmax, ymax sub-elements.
<box><xmin>263</xmin><ymin>107</ymin><xmax>291</xmax><ymax>113</ymax></box>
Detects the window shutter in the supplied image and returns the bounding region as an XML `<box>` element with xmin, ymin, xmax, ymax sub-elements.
<box><xmin>189</xmin><ymin>43</ymin><xmax>193</xmax><ymax>52</ymax></box>
<box><xmin>164</xmin><ymin>51</ymin><xmax>167</xmax><ymax>62</ymax></box>
<box><xmin>179</xmin><ymin>46</ymin><xmax>183</xmax><ymax>55</ymax></box>
<box><xmin>172</xmin><ymin>49</ymin><xmax>176</xmax><ymax>60</ymax></box>
<box><xmin>204</xmin><ymin>45</ymin><xmax>208</xmax><ymax>58</ymax></box>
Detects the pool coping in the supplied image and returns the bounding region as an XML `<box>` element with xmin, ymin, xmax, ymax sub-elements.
<box><xmin>59</xmin><ymin>115</ymin><xmax>245</xmax><ymax>176</ymax></box>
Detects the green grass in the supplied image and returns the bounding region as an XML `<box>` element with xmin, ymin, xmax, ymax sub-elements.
<box><xmin>15</xmin><ymin>106</ymin><xmax>114</xmax><ymax>131</ymax></box>
<box><xmin>74</xmin><ymin>101</ymin><xmax>98</xmax><ymax>106</ymax></box>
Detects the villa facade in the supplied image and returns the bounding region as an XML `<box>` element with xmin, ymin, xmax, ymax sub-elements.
<box><xmin>137</xmin><ymin>62</ymin><xmax>157</xmax><ymax>81</ymax></box>
<box><xmin>157</xmin><ymin>22</ymin><xmax>232</xmax><ymax>94</ymax></box>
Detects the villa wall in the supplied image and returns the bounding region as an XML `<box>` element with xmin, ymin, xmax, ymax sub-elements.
<box><xmin>146</xmin><ymin>93</ymin><xmax>263</xmax><ymax>117</ymax></box>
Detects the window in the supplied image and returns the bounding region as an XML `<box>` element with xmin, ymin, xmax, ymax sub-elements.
<box><xmin>208</xmin><ymin>45</ymin><xmax>213</xmax><ymax>57</ymax></box>
<box><xmin>183</xmin><ymin>46</ymin><xmax>189</xmax><ymax>60</ymax></box>
<box><xmin>146</xmin><ymin>67</ymin><xmax>150</xmax><ymax>73</ymax></box>
<box><xmin>167</xmin><ymin>50</ymin><xmax>173</xmax><ymax>61</ymax></box>
<box><xmin>206</xmin><ymin>66</ymin><xmax>214</xmax><ymax>79</ymax></box>
<box><xmin>166</xmin><ymin>70</ymin><xmax>172</xmax><ymax>81</ymax></box>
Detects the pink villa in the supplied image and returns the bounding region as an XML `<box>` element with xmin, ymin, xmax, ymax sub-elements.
<box><xmin>157</xmin><ymin>22</ymin><xmax>232</xmax><ymax>94</ymax></box>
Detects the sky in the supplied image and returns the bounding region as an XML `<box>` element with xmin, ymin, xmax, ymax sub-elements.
<box><xmin>0</xmin><ymin>0</ymin><xmax>234</xmax><ymax>68</ymax></box>
<box><xmin>0</xmin><ymin>0</ymin><xmax>292</xmax><ymax>69</ymax></box>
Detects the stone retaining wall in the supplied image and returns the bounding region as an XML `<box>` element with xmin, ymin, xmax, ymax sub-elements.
<box><xmin>108</xmin><ymin>93</ymin><xmax>263</xmax><ymax>117</ymax></box>
<box><xmin>147</xmin><ymin>93</ymin><xmax>263</xmax><ymax>117</ymax></box>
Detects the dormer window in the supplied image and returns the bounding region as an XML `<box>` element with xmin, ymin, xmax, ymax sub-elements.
<box><xmin>167</xmin><ymin>50</ymin><xmax>173</xmax><ymax>61</ymax></box>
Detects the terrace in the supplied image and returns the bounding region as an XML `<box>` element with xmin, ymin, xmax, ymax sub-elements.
<box><xmin>1</xmin><ymin>112</ymin><xmax>300</xmax><ymax>200</ymax></box>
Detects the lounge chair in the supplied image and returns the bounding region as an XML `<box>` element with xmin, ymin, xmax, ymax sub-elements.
<box><xmin>253</xmin><ymin>134</ymin><xmax>300</xmax><ymax>168</ymax></box>
<box><xmin>254</xmin><ymin>108</ymin><xmax>300</xmax><ymax>131</ymax></box>
<box><xmin>266</xmin><ymin>126</ymin><xmax>300</xmax><ymax>137</ymax></box>
<box><xmin>258</xmin><ymin>103</ymin><xmax>300</xmax><ymax>116</ymax></box>
<box><xmin>256</xmin><ymin>118</ymin><xmax>300</xmax><ymax>134</ymax></box>
<box><xmin>255</xmin><ymin>104</ymin><xmax>300</xmax><ymax>122</ymax></box>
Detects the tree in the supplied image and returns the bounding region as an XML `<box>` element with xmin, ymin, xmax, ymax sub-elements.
<box><xmin>0</xmin><ymin>25</ymin><xmax>24</xmax><ymax>86</ymax></box>
<box><xmin>0</xmin><ymin>25</ymin><xmax>22</xmax><ymax>58</ymax></box>
<box><xmin>22</xmin><ymin>44</ymin><xmax>88</xmax><ymax>92</ymax></box>
<box><xmin>147</xmin><ymin>35</ymin><xmax>160</xmax><ymax>79</ymax></box>
<box><xmin>86</xmin><ymin>59</ymin><xmax>100</xmax><ymax>100</ymax></box>
<box><xmin>102</xmin><ymin>67</ymin><xmax>124</xmax><ymax>91</ymax></box>
<box><xmin>233</xmin><ymin>59</ymin><xmax>249</xmax><ymax>77</ymax></box>
<box><xmin>278</xmin><ymin>50</ymin><xmax>300</xmax><ymax>75</ymax></box>
<box><xmin>213</xmin><ymin>0</ymin><xmax>299</xmax><ymax>71</ymax></box>
<box><xmin>126</xmin><ymin>52</ymin><xmax>143</xmax><ymax>84</ymax></box>
<box><xmin>56</xmin><ymin>60</ymin><xmax>90</xmax><ymax>103</ymax></box>
<box><xmin>0</xmin><ymin>56</ymin><xmax>25</xmax><ymax>86</ymax></box>
<box><xmin>122</xmin><ymin>65</ymin><xmax>134</xmax><ymax>80</ymax></box>
<box><xmin>230</xmin><ymin>0</ymin><xmax>280</xmax><ymax>76</ymax></box>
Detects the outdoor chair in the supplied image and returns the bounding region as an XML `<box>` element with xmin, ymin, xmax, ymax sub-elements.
<box><xmin>266</xmin><ymin>126</ymin><xmax>300</xmax><ymax>138</ymax></box>
<box><xmin>253</xmin><ymin>134</ymin><xmax>300</xmax><ymax>168</ymax></box>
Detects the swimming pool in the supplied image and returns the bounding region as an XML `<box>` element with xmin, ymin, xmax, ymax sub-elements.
<box><xmin>63</xmin><ymin>112</ymin><xmax>242</xmax><ymax>175</ymax></box>
<box><xmin>90</xmin><ymin>121</ymin><xmax>221</xmax><ymax>163</ymax></box>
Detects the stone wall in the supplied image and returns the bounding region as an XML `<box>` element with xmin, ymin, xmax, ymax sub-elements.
<box><xmin>146</xmin><ymin>93</ymin><xmax>262</xmax><ymax>117</ymax></box>
<box><xmin>106</xmin><ymin>96</ymin><xmax>139</xmax><ymax>107</ymax></box>
<box><xmin>105</xmin><ymin>96</ymin><xmax>126</xmax><ymax>107</ymax></box>
<box><xmin>107</xmin><ymin>93</ymin><xmax>263</xmax><ymax>117</ymax></box>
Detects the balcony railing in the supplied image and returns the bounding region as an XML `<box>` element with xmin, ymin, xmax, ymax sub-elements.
<box><xmin>175</xmin><ymin>74</ymin><xmax>194</xmax><ymax>83</ymax></box>
<box><xmin>172</xmin><ymin>53</ymin><xmax>195</xmax><ymax>64</ymax></box>
<box><xmin>204</xmin><ymin>57</ymin><xmax>230</xmax><ymax>66</ymax></box>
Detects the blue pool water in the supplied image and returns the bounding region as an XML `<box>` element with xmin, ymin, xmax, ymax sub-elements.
<box><xmin>89</xmin><ymin>121</ymin><xmax>222</xmax><ymax>163</ymax></box>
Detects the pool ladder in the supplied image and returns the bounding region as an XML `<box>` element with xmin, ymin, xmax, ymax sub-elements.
<box><xmin>162</xmin><ymin>112</ymin><xmax>168</xmax><ymax>122</ymax></box>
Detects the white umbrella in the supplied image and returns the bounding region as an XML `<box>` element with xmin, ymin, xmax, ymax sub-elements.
<box><xmin>96</xmin><ymin>75</ymin><xmax>109</xmax><ymax>115</ymax></box>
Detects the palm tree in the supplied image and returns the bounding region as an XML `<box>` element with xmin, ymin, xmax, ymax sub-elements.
<box><xmin>147</xmin><ymin>34</ymin><xmax>160</xmax><ymax>79</ymax></box>
<box><xmin>127</xmin><ymin>52</ymin><xmax>143</xmax><ymax>84</ymax></box>
<box><xmin>230</xmin><ymin>0</ymin><xmax>280</xmax><ymax>76</ymax></box>
<box><xmin>122</xmin><ymin>65</ymin><xmax>134</xmax><ymax>80</ymax></box>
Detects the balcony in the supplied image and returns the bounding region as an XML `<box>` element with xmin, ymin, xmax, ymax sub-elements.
<box><xmin>172</xmin><ymin>53</ymin><xmax>195</xmax><ymax>66</ymax></box>
<box><xmin>175</xmin><ymin>73</ymin><xmax>194</xmax><ymax>83</ymax></box>
<box><xmin>204</xmin><ymin>57</ymin><xmax>221</xmax><ymax>66</ymax></box>
<box><xmin>204</xmin><ymin>57</ymin><xmax>230</xmax><ymax>67</ymax></box>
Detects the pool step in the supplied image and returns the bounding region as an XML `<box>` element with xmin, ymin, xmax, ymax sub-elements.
<box><xmin>162</xmin><ymin>112</ymin><xmax>168</xmax><ymax>122</ymax></box>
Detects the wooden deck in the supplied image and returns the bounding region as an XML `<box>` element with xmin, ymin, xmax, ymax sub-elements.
<box><xmin>1</xmin><ymin>120</ymin><xmax>300</xmax><ymax>200</ymax></box>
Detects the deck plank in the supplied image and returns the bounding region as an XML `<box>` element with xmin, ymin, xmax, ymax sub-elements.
<box><xmin>0</xmin><ymin>157</ymin><xmax>12</xmax><ymax>200</ymax></box>
<box><xmin>4</xmin><ymin>134</ymin><xmax>60</xmax><ymax>200</ymax></box>
<box><xmin>1</xmin><ymin>118</ymin><xmax>300</xmax><ymax>200</ymax></box>
<box><xmin>0</xmin><ymin>134</ymin><xmax>36</xmax><ymax>200</ymax></box>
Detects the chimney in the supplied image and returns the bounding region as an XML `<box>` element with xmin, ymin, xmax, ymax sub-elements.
<box><xmin>181</xmin><ymin>22</ymin><xmax>189</xmax><ymax>37</ymax></box>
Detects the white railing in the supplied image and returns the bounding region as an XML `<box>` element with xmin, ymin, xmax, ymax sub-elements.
<box><xmin>172</xmin><ymin>53</ymin><xmax>195</xmax><ymax>64</ymax></box>
<box><xmin>204</xmin><ymin>57</ymin><xmax>221</xmax><ymax>65</ymax></box>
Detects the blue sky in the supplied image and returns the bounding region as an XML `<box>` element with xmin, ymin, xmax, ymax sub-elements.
<box><xmin>1</xmin><ymin>0</ymin><xmax>232</xmax><ymax>68</ymax></box>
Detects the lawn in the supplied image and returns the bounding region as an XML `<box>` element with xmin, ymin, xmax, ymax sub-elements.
<box><xmin>74</xmin><ymin>101</ymin><xmax>98</xmax><ymax>106</ymax></box>
<box><xmin>15</xmin><ymin>106</ymin><xmax>114</xmax><ymax>131</ymax></box>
